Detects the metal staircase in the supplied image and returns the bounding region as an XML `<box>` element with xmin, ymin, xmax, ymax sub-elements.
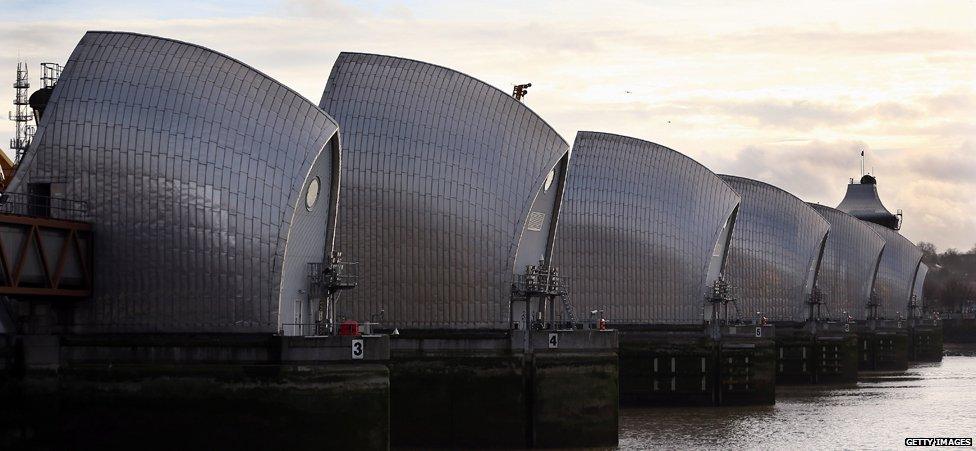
<box><xmin>558</xmin><ymin>292</ymin><xmax>578</xmax><ymax>326</ymax></box>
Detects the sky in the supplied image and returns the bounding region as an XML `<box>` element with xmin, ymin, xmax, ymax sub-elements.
<box><xmin>0</xmin><ymin>0</ymin><xmax>973</xmax><ymax>250</ymax></box>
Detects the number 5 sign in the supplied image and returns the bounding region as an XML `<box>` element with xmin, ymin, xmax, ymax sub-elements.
<box><xmin>351</xmin><ymin>339</ymin><xmax>364</xmax><ymax>360</ymax></box>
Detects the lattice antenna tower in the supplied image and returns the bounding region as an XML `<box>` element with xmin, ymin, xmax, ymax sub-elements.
<box><xmin>41</xmin><ymin>62</ymin><xmax>62</xmax><ymax>89</ymax></box>
<box><xmin>9</xmin><ymin>61</ymin><xmax>34</xmax><ymax>163</ymax></box>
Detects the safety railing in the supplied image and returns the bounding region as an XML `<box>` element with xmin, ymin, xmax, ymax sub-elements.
<box><xmin>0</xmin><ymin>192</ymin><xmax>89</xmax><ymax>221</ymax></box>
<box><xmin>280</xmin><ymin>321</ymin><xmax>382</xmax><ymax>337</ymax></box>
<box><xmin>307</xmin><ymin>260</ymin><xmax>359</xmax><ymax>298</ymax></box>
<box><xmin>512</xmin><ymin>269</ymin><xmax>569</xmax><ymax>298</ymax></box>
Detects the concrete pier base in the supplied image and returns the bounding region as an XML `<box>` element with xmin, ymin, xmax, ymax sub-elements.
<box><xmin>388</xmin><ymin>333</ymin><xmax>525</xmax><ymax>448</ymax></box>
<box><xmin>814</xmin><ymin>327</ymin><xmax>859</xmax><ymax>384</ymax></box>
<box><xmin>388</xmin><ymin>329</ymin><xmax>618</xmax><ymax>448</ymax></box>
<box><xmin>857</xmin><ymin>321</ymin><xmax>910</xmax><ymax>371</ymax></box>
<box><xmin>525</xmin><ymin>330</ymin><xmax>619</xmax><ymax>448</ymax></box>
<box><xmin>618</xmin><ymin>324</ymin><xmax>775</xmax><ymax>406</ymax></box>
<box><xmin>0</xmin><ymin>334</ymin><xmax>391</xmax><ymax>450</ymax></box>
<box><xmin>909</xmin><ymin>321</ymin><xmax>943</xmax><ymax>362</ymax></box>
<box><xmin>619</xmin><ymin>325</ymin><xmax>716</xmax><ymax>406</ymax></box>
<box><xmin>718</xmin><ymin>325</ymin><xmax>776</xmax><ymax>405</ymax></box>
<box><xmin>775</xmin><ymin>322</ymin><xmax>858</xmax><ymax>385</ymax></box>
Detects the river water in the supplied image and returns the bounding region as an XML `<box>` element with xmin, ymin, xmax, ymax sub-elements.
<box><xmin>618</xmin><ymin>356</ymin><xmax>976</xmax><ymax>450</ymax></box>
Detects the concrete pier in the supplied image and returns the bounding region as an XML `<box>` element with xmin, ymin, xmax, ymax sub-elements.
<box><xmin>909</xmin><ymin>320</ymin><xmax>944</xmax><ymax>362</ymax></box>
<box><xmin>619</xmin><ymin>325</ymin><xmax>716</xmax><ymax>406</ymax></box>
<box><xmin>1</xmin><ymin>334</ymin><xmax>391</xmax><ymax>450</ymax></box>
<box><xmin>775</xmin><ymin>322</ymin><xmax>858</xmax><ymax>385</ymax></box>
<box><xmin>388</xmin><ymin>329</ymin><xmax>618</xmax><ymax>448</ymax></box>
<box><xmin>718</xmin><ymin>324</ymin><xmax>776</xmax><ymax>405</ymax></box>
<box><xmin>618</xmin><ymin>324</ymin><xmax>775</xmax><ymax>406</ymax></box>
<box><xmin>857</xmin><ymin>320</ymin><xmax>910</xmax><ymax>371</ymax></box>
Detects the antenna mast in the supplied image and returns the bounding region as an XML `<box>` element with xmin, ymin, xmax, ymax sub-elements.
<box><xmin>860</xmin><ymin>149</ymin><xmax>865</xmax><ymax>177</ymax></box>
<box><xmin>9</xmin><ymin>61</ymin><xmax>34</xmax><ymax>164</ymax></box>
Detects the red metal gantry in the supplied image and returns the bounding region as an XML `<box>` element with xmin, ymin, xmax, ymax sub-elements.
<box><xmin>0</xmin><ymin>195</ymin><xmax>92</xmax><ymax>298</ymax></box>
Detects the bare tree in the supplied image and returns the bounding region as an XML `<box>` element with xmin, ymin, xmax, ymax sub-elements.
<box><xmin>918</xmin><ymin>241</ymin><xmax>939</xmax><ymax>265</ymax></box>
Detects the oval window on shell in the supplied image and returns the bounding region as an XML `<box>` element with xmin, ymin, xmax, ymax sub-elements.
<box><xmin>305</xmin><ymin>177</ymin><xmax>321</xmax><ymax>211</ymax></box>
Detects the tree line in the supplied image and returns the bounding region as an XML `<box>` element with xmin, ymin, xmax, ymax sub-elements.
<box><xmin>917</xmin><ymin>242</ymin><xmax>976</xmax><ymax>313</ymax></box>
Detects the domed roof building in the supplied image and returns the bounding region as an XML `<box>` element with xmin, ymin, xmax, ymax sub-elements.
<box><xmin>719</xmin><ymin>176</ymin><xmax>830</xmax><ymax>323</ymax></box>
<box><xmin>837</xmin><ymin>175</ymin><xmax>901</xmax><ymax>230</ymax></box>
<box><xmin>319</xmin><ymin>53</ymin><xmax>569</xmax><ymax>330</ymax></box>
<box><xmin>4</xmin><ymin>31</ymin><xmax>343</xmax><ymax>334</ymax></box>
<box><xmin>866</xmin><ymin>222</ymin><xmax>924</xmax><ymax>319</ymax></box>
<box><xmin>808</xmin><ymin>203</ymin><xmax>886</xmax><ymax>320</ymax></box>
<box><xmin>551</xmin><ymin>132</ymin><xmax>740</xmax><ymax>324</ymax></box>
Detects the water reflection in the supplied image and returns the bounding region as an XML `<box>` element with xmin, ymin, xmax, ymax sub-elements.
<box><xmin>619</xmin><ymin>356</ymin><xmax>976</xmax><ymax>450</ymax></box>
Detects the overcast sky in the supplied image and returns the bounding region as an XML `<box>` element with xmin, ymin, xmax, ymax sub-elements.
<box><xmin>0</xmin><ymin>0</ymin><xmax>973</xmax><ymax>250</ymax></box>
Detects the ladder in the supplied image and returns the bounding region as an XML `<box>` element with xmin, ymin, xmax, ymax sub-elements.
<box><xmin>559</xmin><ymin>293</ymin><xmax>578</xmax><ymax>326</ymax></box>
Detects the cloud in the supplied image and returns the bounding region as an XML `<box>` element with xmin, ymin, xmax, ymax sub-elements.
<box><xmin>715</xmin><ymin>139</ymin><xmax>866</xmax><ymax>202</ymax></box>
<box><xmin>712</xmin><ymin>140</ymin><xmax>976</xmax><ymax>251</ymax></box>
<box><xmin>708</xmin><ymin>28</ymin><xmax>973</xmax><ymax>56</ymax></box>
<box><xmin>924</xmin><ymin>89</ymin><xmax>976</xmax><ymax>113</ymax></box>
<box><xmin>0</xmin><ymin>0</ymin><xmax>971</xmax><ymax>250</ymax></box>
<box><xmin>900</xmin><ymin>141</ymin><xmax>976</xmax><ymax>186</ymax></box>
<box><xmin>281</xmin><ymin>0</ymin><xmax>357</xmax><ymax>18</ymax></box>
<box><xmin>709</xmin><ymin>100</ymin><xmax>862</xmax><ymax>129</ymax></box>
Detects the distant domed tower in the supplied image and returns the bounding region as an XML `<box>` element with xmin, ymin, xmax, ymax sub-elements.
<box><xmin>837</xmin><ymin>174</ymin><xmax>902</xmax><ymax>230</ymax></box>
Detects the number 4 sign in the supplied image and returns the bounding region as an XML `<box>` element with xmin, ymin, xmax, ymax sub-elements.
<box><xmin>548</xmin><ymin>333</ymin><xmax>559</xmax><ymax>349</ymax></box>
<box><xmin>351</xmin><ymin>339</ymin><xmax>364</xmax><ymax>359</ymax></box>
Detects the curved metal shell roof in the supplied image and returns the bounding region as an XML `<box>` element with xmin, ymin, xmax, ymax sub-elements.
<box><xmin>837</xmin><ymin>182</ymin><xmax>899</xmax><ymax>229</ymax></box>
<box><xmin>720</xmin><ymin>176</ymin><xmax>830</xmax><ymax>322</ymax></box>
<box><xmin>319</xmin><ymin>52</ymin><xmax>570</xmax><ymax>329</ymax></box>
<box><xmin>552</xmin><ymin>132</ymin><xmax>740</xmax><ymax>324</ymax></box>
<box><xmin>866</xmin><ymin>222</ymin><xmax>924</xmax><ymax>318</ymax></box>
<box><xmin>5</xmin><ymin>31</ymin><xmax>341</xmax><ymax>333</ymax></box>
<box><xmin>809</xmin><ymin>203</ymin><xmax>885</xmax><ymax>321</ymax></box>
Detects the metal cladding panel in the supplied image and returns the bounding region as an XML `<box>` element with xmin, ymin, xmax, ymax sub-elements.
<box><xmin>319</xmin><ymin>53</ymin><xmax>569</xmax><ymax>329</ymax></box>
<box><xmin>720</xmin><ymin>176</ymin><xmax>830</xmax><ymax>322</ymax></box>
<box><xmin>552</xmin><ymin>132</ymin><xmax>740</xmax><ymax>324</ymax></box>
<box><xmin>5</xmin><ymin>31</ymin><xmax>340</xmax><ymax>333</ymax></box>
<box><xmin>809</xmin><ymin>204</ymin><xmax>885</xmax><ymax>320</ymax></box>
<box><xmin>867</xmin><ymin>222</ymin><xmax>924</xmax><ymax>318</ymax></box>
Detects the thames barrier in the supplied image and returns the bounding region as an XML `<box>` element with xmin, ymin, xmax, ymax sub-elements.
<box><xmin>0</xmin><ymin>31</ymin><xmax>951</xmax><ymax>449</ymax></box>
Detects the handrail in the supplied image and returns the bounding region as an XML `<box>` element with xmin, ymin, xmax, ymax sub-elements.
<box><xmin>0</xmin><ymin>192</ymin><xmax>89</xmax><ymax>220</ymax></box>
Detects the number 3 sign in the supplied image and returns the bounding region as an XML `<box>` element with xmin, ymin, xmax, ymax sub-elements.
<box><xmin>351</xmin><ymin>339</ymin><xmax>364</xmax><ymax>359</ymax></box>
